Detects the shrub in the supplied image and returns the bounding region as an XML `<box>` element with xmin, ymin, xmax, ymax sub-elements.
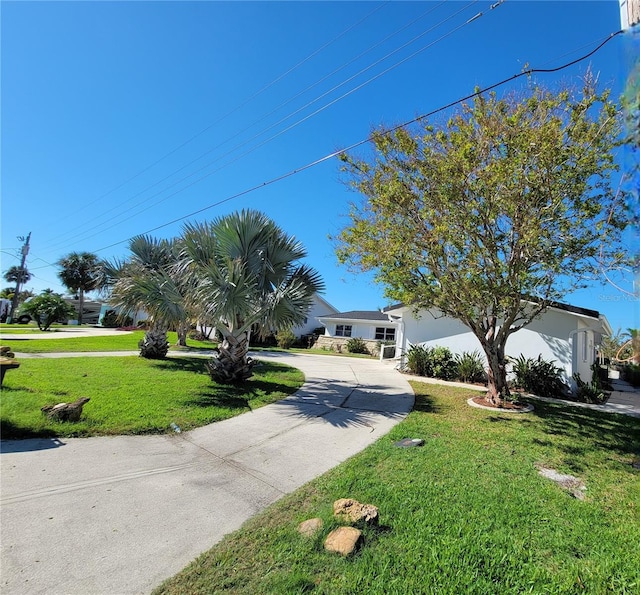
<box><xmin>510</xmin><ymin>354</ymin><xmax>568</xmax><ymax>398</ymax></box>
<box><xmin>407</xmin><ymin>345</ymin><xmax>430</xmax><ymax>376</ymax></box>
<box><xmin>454</xmin><ymin>350</ymin><xmax>486</xmax><ymax>384</ymax></box>
<box><xmin>276</xmin><ymin>329</ymin><xmax>296</xmax><ymax>349</ymax></box>
<box><xmin>572</xmin><ymin>372</ymin><xmax>609</xmax><ymax>404</ymax></box>
<box><xmin>428</xmin><ymin>346</ymin><xmax>457</xmax><ymax>380</ymax></box>
<box><xmin>346</xmin><ymin>337</ymin><xmax>369</xmax><ymax>354</ymax></box>
<box><xmin>406</xmin><ymin>345</ymin><xmax>457</xmax><ymax>380</ymax></box>
<box><xmin>621</xmin><ymin>364</ymin><xmax>640</xmax><ymax>387</ymax></box>
<box><xmin>101</xmin><ymin>309</ymin><xmax>133</xmax><ymax>328</ymax></box>
<box><xmin>18</xmin><ymin>291</ymin><xmax>76</xmax><ymax>331</ymax></box>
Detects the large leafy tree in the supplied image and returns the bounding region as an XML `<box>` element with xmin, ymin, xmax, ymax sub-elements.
<box><xmin>57</xmin><ymin>252</ymin><xmax>103</xmax><ymax>325</ymax></box>
<box><xmin>19</xmin><ymin>290</ymin><xmax>76</xmax><ymax>331</ymax></box>
<box><xmin>180</xmin><ymin>209</ymin><xmax>324</xmax><ymax>383</ymax></box>
<box><xmin>337</xmin><ymin>79</ymin><xmax>630</xmax><ymax>405</ymax></box>
<box><xmin>104</xmin><ymin>236</ymin><xmax>189</xmax><ymax>358</ymax></box>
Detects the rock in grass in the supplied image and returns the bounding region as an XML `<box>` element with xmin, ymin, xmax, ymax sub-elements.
<box><xmin>536</xmin><ymin>464</ymin><xmax>587</xmax><ymax>500</ymax></box>
<box><xmin>297</xmin><ymin>518</ymin><xmax>323</xmax><ymax>537</ymax></box>
<box><xmin>333</xmin><ymin>498</ymin><xmax>379</xmax><ymax>526</ymax></box>
<box><xmin>41</xmin><ymin>397</ymin><xmax>90</xmax><ymax>422</ymax></box>
<box><xmin>324</xmin><ymin>526</ymin><xmax>362</xmax><ymax>556</ymax></box>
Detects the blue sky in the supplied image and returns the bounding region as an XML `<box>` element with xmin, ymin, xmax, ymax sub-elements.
<box><xmin>1</xmin><ymin>1</ymin><xmax>638</xmax><ymax>332</ymax></box>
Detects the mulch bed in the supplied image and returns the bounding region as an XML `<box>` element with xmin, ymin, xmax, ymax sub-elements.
<box><xmin>470</xmin><ymin>395</ymin><xmax>530</xmax><ymax>411</ymax></box>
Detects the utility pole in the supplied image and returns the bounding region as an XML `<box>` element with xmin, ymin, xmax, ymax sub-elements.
<box><xmin>7</xmin><ymin>232</ymin><xmax>31</xmax><ymax>324</ymax></box>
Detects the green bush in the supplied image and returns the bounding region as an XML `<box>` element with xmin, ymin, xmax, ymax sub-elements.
<box><xmin>454</xmin><ymin>350</ymin><xmax>486</xmax><ymax>384</ymax></box>
<box><xmin>572</xmin><ymin>373</ymin><xmax>609</xmax><ymax>404</ymax></box>
<box><xmin>407</xmin><ymin>345</ymin><xmax>430</xmax><ymax>376</ymax></box>
<box><xmin>346</xmin><ymin>337</ymin><xmax>369</xmax><ymax>354</ymax></box>
<box><xmin>406</xmin><ymin>345</ymin><xmax>457</xmax><ymax>380</ymax></box>
<box><xmin>428</xmin><ymin>346</ymin><xmax>457</xmax><ymax>380</ymax></box>
<box><xmin>510</xmin><ymin>354</ymin><xmax>568</xmax><ymax>398</ymax></box>
<box><xmin>101</xmin><ymin>309</ymin><xmax>133</xmax><ymax>328</ymax></box>
<box><xmin>276</xmin><ymin>329</ymin><xmax>296</xmax><ymax>349</ymax></box>
<box><xmin>621</xmin><ymin>364</ymin><xmax>640</xmax><ymax>387</ymax></box>
<box><xmin>18</xmin><ymin>291</ymin><xmax>76</xmax><ymax>331</ymax></box>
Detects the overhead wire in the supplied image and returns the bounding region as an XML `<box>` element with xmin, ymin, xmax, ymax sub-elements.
<box><xmin>38</xmin><ymin>0</ymin><xmax>444</xmax><ymax>248</ymax></box>
<box><xmin>42</xmin><ymin>2</ymin><xmax>390</xmax><ymax>232</ymax></box>
<box><xmin>44</xmin><ymin>1</ymin><xmax>446</xmax><ymax>248</ymax></box>
<box><xmin>40</xmin><ymin>1</ymin><xmax>460</xmax><ymax>251</ymax></box>
<box><xmin>90</xmin><ymin>29</ymin><xmax>623</xmax><ymax>254</ymax></box>
<box><xmin>42</xmin><ymin>1</ymin><xmax>484</xmax><ymax>251</ymax></box>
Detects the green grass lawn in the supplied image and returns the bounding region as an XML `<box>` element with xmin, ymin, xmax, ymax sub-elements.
<box><xmin>0</xmin><ymin>331</ymin><xmax>375</xmax><ymax>358</ymax></box>
<box><xmin>1</xmin><ymin>357</ymin><xmax>303</xmax><ymax>439</ymax></box>
<box><xmin>154</xmin><ymin>382</ymin><xmax>640</xmax><ymax>595</ymax></box>
<box><xmin>0</xmin><ymin>330</ymin><xmax>217</xmax><ymax>353</ymax></box>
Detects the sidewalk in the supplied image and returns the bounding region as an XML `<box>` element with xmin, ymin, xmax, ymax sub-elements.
<box><xmin>0</xmin><ymin>353</ymin><xmax>413</xmax><ymax>595</ymax></box>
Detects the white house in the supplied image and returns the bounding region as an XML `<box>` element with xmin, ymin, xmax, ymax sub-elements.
<box><xmin>316</xmin><ymin>310</ymin><xmax>400</xmax><ymax>354</ymax></box>
<box><xmin>320</xmin><ymin>301</ymin><xmax>612</xmax><ymax>385</ymax></box>
<box><xmin>291</xmin><ymin>294</ymin><xmax>339</xmax><ymax>337</ymax></box>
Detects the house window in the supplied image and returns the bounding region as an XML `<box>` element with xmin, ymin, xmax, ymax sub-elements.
<box><xmin>335</xmin><ymin>324</ymin><xmax>352</xmax><ymax>337</ymax></box>
<box><xmin>375</xmin><ymin>327</ymin><xmax>395</xmax><ymax>341</ymax></box>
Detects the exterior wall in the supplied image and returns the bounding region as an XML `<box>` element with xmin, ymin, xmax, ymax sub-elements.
<box><xmin>314</xmin><ymin>335</ymin><xmax>382</xmax><ymax>355</ymax></box>
<box><xmin>392</xmin><ymin>306</ymin><xmax>597</xmax><ymax>384</ymax></box>
<box><xmin>291</xmin><ymin>295</ymin><xmax>338</xmax><ymax>336</ymax></box>
<box><xmin>323</xmin><ymin>321</ymin><xmax>386</xmax><ymax>340</ymax></box>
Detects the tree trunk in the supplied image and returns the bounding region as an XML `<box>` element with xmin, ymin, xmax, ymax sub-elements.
<box><xmin>482</xmin><ymin>341</ymin><xmax>510</xmax><ymax>406</ymax></box>
<box><xmin>207</xmin><ymin>331</ymin><xmax>255</xmax><ymax>384</ymax></box>
<box><xmin>176</xmin><ymin>321</ymin><xmax>189</xmax><ymax>347</ymax></box>
<box><xmin>138</xmin><ymin>324</ymin><xmax>169</xmax><ymax>359</ymax></box>
<box><xmin>78</xmin><ymin>290</ymin><xmax>84</xmax><ymax>325</ymax></box>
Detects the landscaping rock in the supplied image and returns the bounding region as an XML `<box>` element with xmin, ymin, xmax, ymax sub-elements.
<box><xmin>536</xmin><ymin>464</ymin><xmax>586</xmax><ymax>500</ymax></box>
<box><xmin>324</xmin><ymin>526</ymin><xmax>362</xmax><ymax>556</ymax></box>
<box><xmin>297</xmin><ymin>518</ymin><xmax>323</xmax><ymax>537</ymax></box>
<box><xmin>333</xmin><ymin>498</ymin><xmax>379</xmax><ymax>526</ymax></box>
<box><xmin>42</xmin><ymin>397</ymin><xmax>90</xmax><ymax>422</ymax></box>
<box><xmin>0</xmin><ymin>346</ymin><xmax>15</xmax><ymax>358</ymax></box>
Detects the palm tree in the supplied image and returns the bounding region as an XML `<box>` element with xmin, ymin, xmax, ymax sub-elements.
<box><xmin>57</xmin><ymin>252</ymin><xmax>103</xmax><ymax>325</ymax></box>
<box><xmin>180</xmin><ymin>209</ymin><xmax>324</xmax><ymax>383</ymax></box>
<box><xmin>3</xmin><ymin>265</ymin><xmax>32</xmax><ymax>287</ymax></box>
<box><xmin>104</xmin><ymin>236</ymin><xmax>189</xmax><ymax>358</ymax></box>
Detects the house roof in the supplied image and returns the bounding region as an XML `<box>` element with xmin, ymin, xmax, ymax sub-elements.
<box><xmin>318</xmin><ymin>310</ymin><xmax>391</xmax><ymax>322</ymax></box>
<box><xmin>383</xmin><ymin>299</ymin><xmax>601</xmax><ymax>321</ymax></box>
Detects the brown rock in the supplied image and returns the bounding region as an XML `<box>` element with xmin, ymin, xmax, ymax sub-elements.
<box><xmin>333</xmin><ymin>498</ymin><xmax>379</xmax><ymax>526</ymax></box>
<box><xmin>324</xmin><ymin>526</ymin><xmax>362</xmax><ymax>556</ymax></box>
<box><xmin>297</xmin><ymin>518</ymin><xmax>323</xmax><ymax>537</ymax></box>
<box><xmin>42</xmin><ymin>397</ymin><xmax>90</xmax><ymax>422</ymax></box>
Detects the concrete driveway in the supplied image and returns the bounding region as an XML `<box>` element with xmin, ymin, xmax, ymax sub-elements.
<box><xmin>0</xmin><ymin>353</ymin><xmax>413</xmax><ymax>595</ymax></box>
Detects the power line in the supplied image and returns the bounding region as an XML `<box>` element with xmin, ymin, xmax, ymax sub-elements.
<box><xmin>44</xmin><ymin>2</ymin><xmax>390</xmax><ymax>227</ymax></box>
<box><xmin>58</xmin><ymin>2</ymin><xmax>446</xmax><ymax>239</ymax></box>
<box><xmin>43</xmin><ymin>1</ymin><xmax>484</xmax><ymax>251</ymax></box>
<box><xmin>93</xmin><ymin>29</ymin><xmax>623</xmax><ymax>254</ymax></box>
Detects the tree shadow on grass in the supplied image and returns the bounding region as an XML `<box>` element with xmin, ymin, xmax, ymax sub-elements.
<box><xmin>184</xmin><ymin>377</ymin><xmax>301</xmax><ymax>411</ymax></box>
<box><xmin>185</xmin><ymin>390</ymin><xmax>251</xmax><ymax>411</ymax></box>
<box><xmin>0</xmin><ymin>419</ymin><xmax>65</xmax><ymax>449</ymax></box>
<box><xmin>150</xmin><ymin>357</ymin><xmax>206</xmax><ymax>374</ymax></box>
<box><xmin>485</xmin><ymin>415</ymin><xmax>533</xmax><ymax>424</ymax></box>
<box><xmin>529</xmin><ymin>401</ymin><xmax>640</xmax><ymax>469</ymax></box>
<box><xmin>412</xmin><ymin>393</ymin><xmax>441</xmax><ymax>414</ymax></box>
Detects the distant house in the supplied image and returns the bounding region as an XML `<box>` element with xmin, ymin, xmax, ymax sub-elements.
<box><xmin>316</xmin><ymin>310</ymin><xmax>400</xmax><ymax>354</ymax></box>
<box><xmin>319</xmin><ymin>300</ymin><xmax>611</xmax><ymax>385</ymax></box>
